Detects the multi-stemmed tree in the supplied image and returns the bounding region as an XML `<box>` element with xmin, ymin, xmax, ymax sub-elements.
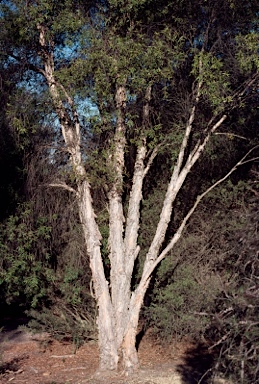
<box><xmin>1</xmin><ymin>0</ymin><xmax>258</xmax><ymax>373</ymax></box>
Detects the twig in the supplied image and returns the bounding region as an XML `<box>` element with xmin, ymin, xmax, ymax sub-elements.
<box><xmin>51</xmin><ymin>354</ymin><xmax>75</xmax><ymax>358</ymax></box>
<box><xmin>46</xmin><ymin>182</ymin><xmax>78</xmax><ymax>195</ymax></box>
<box><xmin>198</xmin><ymin>368</ymin><xmax>213</xmax><ymax>384</ymax></box>
<box><xmin>62</xmin><ymin>367</ymin><xmax>88</xmax><ymax>371</ymax></box>
<box><xmin>192</xmin><ymin>311</ymin><xmax>210</xmax><ymax>316</ymax></box>
<box><xmin>208</xmin><ymin>332</ymin><xmax>231</xmax><ymax>351</ymax></box>
<box><xmin>214</xmin><ymin>132</ymin><xmax>250</xmax><ymax>141</ymax></box>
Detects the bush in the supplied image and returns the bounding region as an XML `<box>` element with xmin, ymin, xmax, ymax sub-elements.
<box><xmin>0</xmin><ymin>203</ymin><xmax>53</xmax><ymax>307</ymax></box>
<box><xmin>145</xmin><ymin>263</ymin><xmax>222</xmax><ymax>342</ymax></box>
<box><xmin>207</xmin><ymin>192</ymin><xmax>259</xmax><ymax>383</ymax></box>
<box><xmin>27</xmin><ymin>304</ymin><xmax>96</xmax><ymax>349</ymax></box>
<box><xmin>144</xmin><ymin>175</ymin><xmax>259</xmax><ymax>383</ymax></box>
<box><xmin>0</xmin><ymin>202</ymin><xmax>96</xmax><ymax>344</ymax></box>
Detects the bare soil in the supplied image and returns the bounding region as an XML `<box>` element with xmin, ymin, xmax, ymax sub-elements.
<box><xmin>0</xmin><ymin>327</ymin><xmax>217</xmax><ymax>384</ymax></box>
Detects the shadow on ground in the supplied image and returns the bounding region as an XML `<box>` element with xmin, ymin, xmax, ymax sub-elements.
<box><xmin>0</xmin><ymin>355</ymin><xmax>28</xmax><ymax>375</ymax></box>
<box><xmin>0</xmin><ymin>304</ymin><xmax>29</xmax><ymax>344</ymax></box>
<box><xmin>176</xmin><ymin>342</ymin><xmax>214</xmax><ymax>384</ymax></box>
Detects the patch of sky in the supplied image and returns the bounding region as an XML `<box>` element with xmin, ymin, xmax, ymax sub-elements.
<box><xmin>0</xmin><ymin>0</ymin><xmax>17</xmax><ymax>14</ymax></box>
<box><xmin>18</xmin><ymin>71</ymin><xmax>47</xmax><ymax>93</ymax></box>
<box><xmin>54</xmin><ymin>38</ymin><xmax>80</xmax><ymax>66</ymax></box>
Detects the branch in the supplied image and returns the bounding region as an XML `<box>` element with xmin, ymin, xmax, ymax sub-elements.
<box><xmin>57</xmin><ymin>82</ymin><xmax>81</xmax><ymax>137</ymax></box>
<box><xmin>143</xmin><ymin>144</ymin><xmax>161</xmax><ymax>177</ymax></box>
<box><xmin>232</xmin><ymin>72</ymin><xmax>259</xmax><ymax>101</ymax></box>
<box><xmin>239</xmin><ymin>157</ymin><xmax>259</xmax><ymax>166</ymax></box>
<box><xmin>187</xmin><ymin>114</ymin><xmax>227</xmax><ymax>169</ymax></box>
<box><xmin>142</xmin><ymin>145</ymin><xmax>259</xmax><ymax>282</ymax></box>
<box><xmin>2</xmin><ymin>51</ymin><xmax>46</xmax><ymax>76</ymax></box>
<box><xmin>208</xmin><ymin>332</ymin><xmax>232</xmax><ymax>351</ymax></box>
<box><xmin>46</xmin><ymin>182</ymin><xmax>78</xmax><ymax>195</ymax></box>
<box><xmin>124</xmin><ymin>85</ymin><xmax>153</xmax><ymax>260</ymax></box>
<box><xmin>140</xmin><ymin>113</ymin><xmax>228</xmax><ymax>283</ymax></box>
<box><xmin>214</xmin><ymin>132</ymin><xmax>250</xmax><ymax>141</ymax></box>
<box><xmin>174</xmin><ymin>58</ymin><xmax>203</xmax><ymax>176</ymax></box>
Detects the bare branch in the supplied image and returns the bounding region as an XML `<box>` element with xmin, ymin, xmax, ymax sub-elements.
<box><xmin>57</xmin><ymin>82</ymin><xmax>81</xmax><ymax>139</ymax></box>
<box><xmin>174</xmin><ymin>57</ymin><xmax>203</xmax><ymax>176</ymax></box>
<box><xmin>239</xmin><ymin>157</ymin><xmax>259</xmax><ymax>166</ymax></box>
<box><xmin>143</xmin><ymin>144</ymin><xmax>161</xmax><ymax>177</ymax></box>
<box><xmin>0</xmin><ymin>50</ymin><xmax>46</xmax><ymax>76</ymax></box>
<box><xmin>124</xmin><ymin>85</ymin><xmax>152</xmax><ymax>272</ymax></box>
<box><xmin>214</xmin><ymin>132</ymin><xmax>250</xmax><ymax>141</ymax></box>
<box><xmin>140</xmin><ymin>113</ymin><xmax>228</xmax><ymax>287</ymax></box>
<box><xmin>208</xmin><ymin>332</ymin><xmax>232</xmax><ymax>351</ymax></box>
<box><xmin>187</xmin><ymin>114</ymin><xmax>227</xmax><ymax>169</ymax></box>
<box><xmin>142</xmin><ymin>144</ymin><xmax>259</xmax><ymax>282</ymax></box>
<box><xmin>46</xmin><ymin>182</ymin><xmax>78</xmax><ymax>195</ymax></box>
<box><xmin>232</xmin><ymin>72</ymin><xmax>259</xmax><ymax>101</ymax></box>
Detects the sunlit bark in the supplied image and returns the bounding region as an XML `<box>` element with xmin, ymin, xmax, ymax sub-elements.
<box><xmin>36</xmin><ymin>22</ymin><xmax>258</xmax><ymax>375</ymax></box>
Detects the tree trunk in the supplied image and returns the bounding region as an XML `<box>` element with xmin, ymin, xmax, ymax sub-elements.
<box><xmin>37</xmin><ymin>23</ymin><xmax>155</xmax><ymax>368</ymax></box>
<box><xmin>121</xmin><ymin>283</ymin><xmax>149</xmax><ymax>373</ymax></box>
<box><xmin>37</xmin><ymin>25</ymin><xmax>120</xmax><ymax>372</ymax></box>
<box><xmin>78</xmin><ymin>181</ymin><xmax>119</xmax><ymax>371</ymax></box>
<box><xmin>37</xmin><ymin>23</ymin><xmax>230</xmax><ymax>375</ymax></box>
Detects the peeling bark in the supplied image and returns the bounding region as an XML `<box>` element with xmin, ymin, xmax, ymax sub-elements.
<box><xmin>38</xmin><ymin>25</ymin><xmax>118</xmax><ymax>371</ymax></box>
<box><xmin>121</xmin><ymin>280</ymin><xmax>150</xmax><ymax>372</ymax></box>
<box><xmin>37</xmin><ymin>23</ymin><xmax>239</xmax><ymax>375</ymax></box>
<box><xmin>107</xmin><ymin>82</ymin><xmax>128</xmax><ymax>351</ymax></box>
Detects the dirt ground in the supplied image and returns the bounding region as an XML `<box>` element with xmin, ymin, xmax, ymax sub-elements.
<box><xmin>0</xmin><ymin>327</ymin><xmax>227</xmax><ymax>384</ymax></box>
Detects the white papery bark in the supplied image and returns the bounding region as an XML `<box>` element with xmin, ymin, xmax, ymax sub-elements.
<box><xmin>38</xmin><ymin>24</ymin><xmax>241</xmax><ymax>373</ymax></box>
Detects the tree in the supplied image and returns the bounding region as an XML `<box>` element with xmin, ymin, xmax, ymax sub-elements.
<box><xmin>0</xmin><ymin>0</ymin><xmax>258</xmax><ymax>373</ymax></box>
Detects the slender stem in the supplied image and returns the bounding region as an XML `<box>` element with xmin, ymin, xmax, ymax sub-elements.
<box><xmin>142</xmin><ymin>145</ymin><xmax>259</xmax><ymax>282</ymax></box>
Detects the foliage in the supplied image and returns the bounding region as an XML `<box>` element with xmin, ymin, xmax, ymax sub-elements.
<box><xmin>144</xmin><ymin>173</ymin><xmax>259</xmax><ymax>382</ymax></box>
<box><xmin>27</xmin><ymin>304</ymin><xmax>96</xmax><ymax>349</ymax></box>
<box><xmin>0</xmin><ymin>203</ymin><xmax>53</xmax><ymax>307</ymax></box>
<box><xmin>207</xmin><ymin>179</ymin><xmax>259</xmax><ymax>383</ymax></box>
<box><xmin>0</xmin><ymin>200</ymin><xmax>96</xmax><ymax>342</ymax></box>
<box><xmin>145</xmin><ymin>264</ymin><xmax>220</xmax><ymax>342</ymax></box>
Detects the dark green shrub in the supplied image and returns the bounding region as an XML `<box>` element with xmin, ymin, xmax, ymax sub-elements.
<box><xmin>0</xmin><ymin>203</ymin><xmax>53</xmax><ymax>307</ymax></box>
<box><xmin>144</xmin><ymin>260</ymin><xmax>223</xmax><ymax>342</ymax></box>
<box><xmin>27</xmin><ymin>305</ymin><xmax>96</xmax><ymax>350</ymax></box>
<box><xmin>144</xmin><ymin>175</ymin><xmax>259</xmax><ymax>383</ymax></box>
<box><xmin>207</xmin><ymin>193</ymin><xmax>259</xmax><ymax>384</ymax></box>
<box><xmin>0</xmin><ymin>202</ymin><xmax>96</xmax><ymax>344</ymax></box>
